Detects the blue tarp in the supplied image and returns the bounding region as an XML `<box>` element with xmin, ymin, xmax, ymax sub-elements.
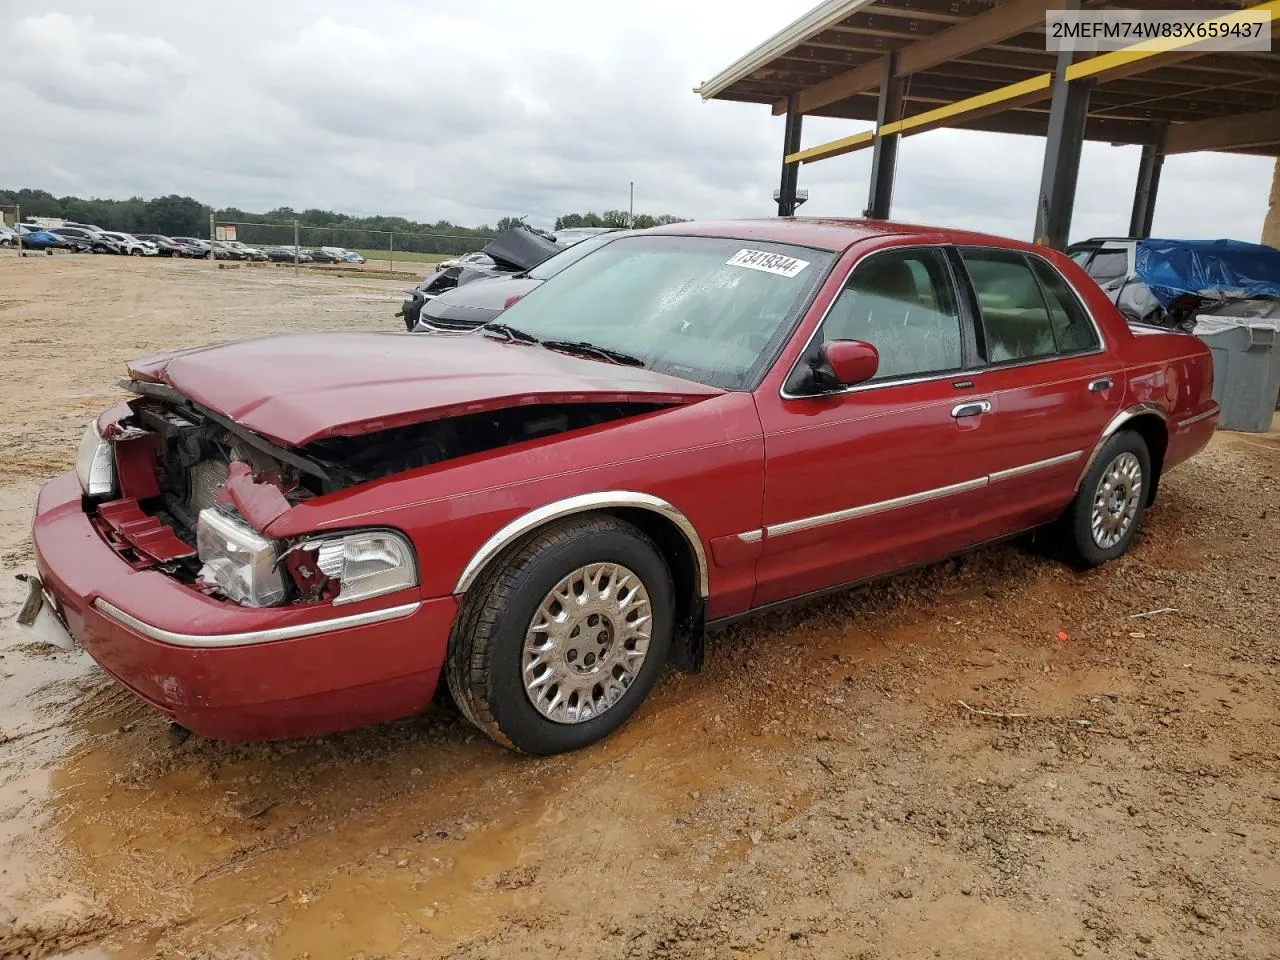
<box><xmin>1135</xmin><ymin>238</ymin><xmax>1280</xmax><ymax>309</ymax></box>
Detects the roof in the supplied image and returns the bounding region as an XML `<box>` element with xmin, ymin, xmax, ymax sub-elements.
<box><xmin>697</xmin><ymin>0</ymin><xmax>1280</xmax><ymax>155</ymax></box>
<box><xmin>645</xmin><ymin>216</ymin><xmax>1062</xmax><ymax>252</ymax></box>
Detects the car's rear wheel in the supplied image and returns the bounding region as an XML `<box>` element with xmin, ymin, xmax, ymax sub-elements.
<box><xmin>1059</xmin><ymin>431</ymin><xmax>1151</xmax><ymax>568</ymax></box>
<box><xmin>446</xmin><ymin>515</ymin><xmax>673</xmax><ymax>754</ymax></box>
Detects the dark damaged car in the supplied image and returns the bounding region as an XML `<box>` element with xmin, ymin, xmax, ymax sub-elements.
<box><xmin>20</xmin><ymin>220</ymin><xmax>1218</xmax><ymax>755</ymax></box>
<box><xmin>399</xmin><ymin>227</ymin><xmax>560</xmax><ymax>330</ymax></box>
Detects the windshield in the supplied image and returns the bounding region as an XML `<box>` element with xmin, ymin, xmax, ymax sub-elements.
<box><xmin>527</xmin><ymin>231</ymin><xmax>622</xmax><ymax>281</ymax></box>
<box><xmin>492</xmin><ymin>235</ymin><xmax>833</xmax><ymax>390</ymax></box>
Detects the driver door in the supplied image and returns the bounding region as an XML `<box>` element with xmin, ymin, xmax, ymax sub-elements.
<box><xmin>752</xmin><ymin>245</ymin><xmax>998</xmax><ymax>607</ymax></box>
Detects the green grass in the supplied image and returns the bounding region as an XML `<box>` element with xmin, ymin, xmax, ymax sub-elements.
<box><xmin>349</xmin><ymin>248</ymin><xmax>452</xmax><ymax>265</ymax></box>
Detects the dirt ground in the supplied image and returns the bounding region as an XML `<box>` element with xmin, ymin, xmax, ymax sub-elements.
<box><xmin>0</xmin><ymin>254</ymin><xmax>1276</xmax><ymax>960</ymax></box>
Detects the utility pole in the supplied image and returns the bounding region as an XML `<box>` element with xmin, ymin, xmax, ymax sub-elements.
<box><xmin>293</xmin><ymin>220</ymin><xmax>299</xmax><ymax>276</ymax></box>
<box><xmin>14</xmin><ymin>203</ymin><xmax>20</xmax><ymax>257</ymax></box>
<box><xmin>388</xmin><ymin>231</ymin><xmax>394</xmax><ymax>272</ymax></box>
<box><xmin>208</xmin><ymin>213</ymin><xmax>215</xmax><ymax>261</ymax></box>
<box><xmin>629</xmin><ymin>182</ymin><xmax>635</xmax><ymax>228</ymax></box>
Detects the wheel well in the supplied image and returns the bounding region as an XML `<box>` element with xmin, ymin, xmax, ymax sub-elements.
<box><xmin>608</xmin><ymin>507</ymin><xmax>705</xmax><ymax>673</ymax></box>
<box><xmin>455</xmin><ymin>505</ymin><xmax>707</xmax><ymax>674</ymax></box>
<box><xmin>1121</xmin><ymin>414</ymin><xmax>1168</xmax><ymax>505</ymax></box>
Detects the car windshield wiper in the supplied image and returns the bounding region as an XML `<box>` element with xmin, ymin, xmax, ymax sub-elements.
<box><xmin>541</xmin><ymin>340</ymin><xmax>645</xmax><ymax>367</ymax></box>
<box><xmin>481</xmin><ymin>322</ymin><xmax>539</xmax><ymax>344</ymax></box>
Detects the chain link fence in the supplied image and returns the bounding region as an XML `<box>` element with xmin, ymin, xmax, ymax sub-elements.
<box><xmin>212</xmin><ymin>219</ymin><xmax>494</xmax><ymax>273</ymax></box>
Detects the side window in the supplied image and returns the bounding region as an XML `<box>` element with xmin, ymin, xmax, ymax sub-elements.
<box><xmin>819</xmin><ymin>248</ymin><xmax>962</xmax><ymax>381</ymax></box>
<box><xmin>1086</xmin><ymin>249</ymin><xmax>1128</xmax><ymax>283</ymax></box>
<box><xmin>960</xmin><ymin>249</ymin><xmax>1057</xmax><ymax>363</ymax></box>
<box><xmin>1030</xmin><ymin>257</ymin><xmax>1101</xmax><ymax>354</ymax></box>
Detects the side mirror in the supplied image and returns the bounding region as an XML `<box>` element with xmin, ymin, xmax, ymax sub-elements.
<box><xmin>823</xmin><ymin>339</ymin><xmax>879</xmax><ymax>387</ymax></box>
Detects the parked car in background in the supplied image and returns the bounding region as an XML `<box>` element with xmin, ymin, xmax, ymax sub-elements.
<box><xmin>170</xmin><ymin>237</ymin><xmax>212</xmax><ymax>256</ymax></box>
<box><xmin>15</xmin><ymin>226</ymin><xmax>67</xmax><ymax>251</ymax></box>
<box><xmin>319</xmin><ymin>246</ymin><xmax>362</xmax><ymax>263</ymax></box>
<box><xmin>224</xmin><ymin>241</ymin><xmax>268</xmax><ymax>261</ymax></box>
<box><xmin>306</xmin><ymin>248</ymin><xmax>345</xmax><ymax>264</ymax></box>
<box><xmin>20</xmin><ymin>218</ymin><xmax>1219</xmax><ymax>753</ymax></box>
<box><xmin>211</xmin><ymin>241</ymin><xmax>250</xmax><ymax>260</ymax></box>
<box><xmin>0</xmin><ymin>225</ymin><xmax>17</xmax><ymax>247</ymax></box>
<box><xmin>46</xmin><ymin>225</ymin><xmax>116</xmax><ymax>254</ymax></box>
<box><xmin>134</xmin><ymin>234</ymin><xmax>191</xmax><ymax>257</ymax></box>
<box><xmin>436</xmin><ymin>251</ymin><xmax>493</xmax><ymax>271</ymax></box>
<box><xmin>400</xmin><ymin>228</ymin><xmax>560</xmax><ymax>329</ymax></box>
<box><xmin>96</xmin><ymin>231</ymin><xmax>155</xmax><ymax>256</ymax></box>
<box><xmin>259</xmin><ymin>248</ymin><xmax>309</xmax><ymax>263</ymax></box>
<box><xmin>416</xmin><ymin>230</ymin><xmax>629</xmax><ymax>332</ymax></box>
<box><xmin>1069</xmin><ymin>236</ymin><xmax>1280</xmax><ymax>331</ymax></box>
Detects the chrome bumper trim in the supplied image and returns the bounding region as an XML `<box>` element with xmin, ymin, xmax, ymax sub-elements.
<box><xmin>1176</xmin><ymin>407</ymin><xmax>1218</xmax><ymax>429</ymax></box>
<box><xmin>93</xmin><ymin>598</ymin><xmax>422</xmax><ymax>649</ymax></box>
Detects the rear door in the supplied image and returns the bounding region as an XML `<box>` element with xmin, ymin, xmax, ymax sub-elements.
<box><xmin>953</xmin><ymin>247</ymin><xmax>1122</xmax><ymax>528</ymax></box>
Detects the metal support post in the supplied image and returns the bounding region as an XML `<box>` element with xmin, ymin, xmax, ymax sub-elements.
<box><xmin>865</xmin><ymin>55</ymin><xmax>903</xmax><ymax>220</ymax></box>
<box><xmin>1034</xmin><ymin>1</ymin><xmax>1092</xmax><ymax>250</ymax></box>
<box><xmin>1129</xmin><ymin>135</ymin><xmax>1165</xmax><ymax>239</ymax></box>
<box><xmin>777</xmin><ymin>94</ymin><xmax>803</xmax><ymax>216</ymax></box>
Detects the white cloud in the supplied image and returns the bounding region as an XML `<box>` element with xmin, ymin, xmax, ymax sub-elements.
<box><xmin>0</xmin><ymin>0</ymin><xmax>1273</xmax><ymax>241</ymax></box>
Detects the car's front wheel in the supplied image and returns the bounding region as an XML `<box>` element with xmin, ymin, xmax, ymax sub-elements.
<box><xmin>446</xmin><ymin>515</ymin><xmax>674</xmax><ymax>754</ymax></box>
<box><xmin>1060</xmin><ymin>431</ymin><xmax>1151</xmax><ymax>568</ymax></box>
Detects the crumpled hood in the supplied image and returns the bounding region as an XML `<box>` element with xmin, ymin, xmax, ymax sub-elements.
<box><xmin>480</xmin><ymin>228</ymin><xmax>559</xmax><ymax>272</ymax></box>
<box><xmin>127</xmin><ymin>332</ymin><xmax>722</xmax><ymax>447</ymax></box>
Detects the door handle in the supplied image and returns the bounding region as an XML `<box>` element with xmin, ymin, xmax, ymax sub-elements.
<box><xmin>951</xmin><ymin>400</ymin><xmax>992</xmax><ymax>419</ymax></box>
<box><xmin>1088</xmin><ymin>377</ymin><xmax>1113</xmax><ymax>393</ymax></box>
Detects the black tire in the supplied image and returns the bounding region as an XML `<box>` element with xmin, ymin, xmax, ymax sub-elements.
<box><xmin>129</xmin><ymin>248</ymin><xmax>142</xmax><ymax>256</ymax></box>
<box><xmin>446</xmin><ymin>515</ymin><xmax>674</xmax><ymax>754</ymax></box>
<box><xmin>1059</xmin><ymin>430</ymin><xmax>1151</xmax><ymax>569</ymax></box>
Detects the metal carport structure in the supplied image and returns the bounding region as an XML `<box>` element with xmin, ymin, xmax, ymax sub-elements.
<box><xmin>696</xmin><ymin>0</ymin><xmax>1280</xmax><ymax>248</ymax></box>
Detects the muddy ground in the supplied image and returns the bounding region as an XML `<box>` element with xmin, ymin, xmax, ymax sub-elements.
<box><xmin>0</xmin><ymin>254</ymin><xmax>1276</xmax><ymax>960</ymax></box>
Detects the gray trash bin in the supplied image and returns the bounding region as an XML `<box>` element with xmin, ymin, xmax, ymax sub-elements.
<box><xmin>1194</xmin><ymin>313</ymin><xmax>1280</xmax><ymax>433</ymax></box>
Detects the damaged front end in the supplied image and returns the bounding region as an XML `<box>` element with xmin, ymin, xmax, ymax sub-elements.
<box><xmin>83</xmin><ymin>385</ymin><xmax>667</xmax><ymax>610</ymax></box>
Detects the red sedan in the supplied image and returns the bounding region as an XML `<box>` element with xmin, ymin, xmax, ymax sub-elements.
<box><xmin>21</xmin><ymin>219</ymin><xmax>1218</xmax><ymax>754</ymax></box>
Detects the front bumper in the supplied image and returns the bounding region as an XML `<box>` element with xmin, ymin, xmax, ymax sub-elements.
<box><xmin>29</xmin><ymin>471</ymin><xmax>458</xmax><ymax>740</ymax></box>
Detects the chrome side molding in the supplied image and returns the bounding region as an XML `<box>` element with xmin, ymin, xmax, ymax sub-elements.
<box><xmin>453</xmin><ymin>491</ymin><xmax>710</xmax><ymax>597</ymax></box>
<box><xmin>766</xmin><ymin>450</ymin><xmax>1084</xmax><ymax>540</ymax></box>
<box><xmin>768</xmin><ymin>477</ymin><xmax>991</xmax><ymax>538</ymax></box>
<box><xmin>989</xmin><ymin>450</ymin><xmax>1082</xmax><ymax>483</ymax></box>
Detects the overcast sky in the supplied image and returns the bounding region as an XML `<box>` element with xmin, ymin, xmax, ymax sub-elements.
<box><xmin>1</xmin><ymin>0</ymin><xmax>1273</xmax><ymax>242</ymax></box>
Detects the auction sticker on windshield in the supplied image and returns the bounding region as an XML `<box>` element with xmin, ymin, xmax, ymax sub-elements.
<box><xmin>725</xmin><ymin>249</ymin><xmax>810</xmax><ymax>278</ymax></box>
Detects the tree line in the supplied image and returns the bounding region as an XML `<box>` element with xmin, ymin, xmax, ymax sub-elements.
<box><xmin>1</xmin><ymin>188</ymin><xmax>687</xmax><ymax>256</ymax></box>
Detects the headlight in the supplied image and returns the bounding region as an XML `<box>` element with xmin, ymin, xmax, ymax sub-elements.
<box><xmin>307</xmin><ymin>530</ymin><xmax>417</xmax><ymax>605</ymax></box>
<box><xmin>196</xmin><ymin>508</ymin><xmax>286</xmax><ymax>608</ymax></box>
<box><xmin>75</xmin><ymin>421</ymin><xmax>116</xmax><ymax>498</ymax></box>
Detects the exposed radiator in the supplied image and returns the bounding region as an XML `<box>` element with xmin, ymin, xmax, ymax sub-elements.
<box><xmin>187</xmin><ymin>458</ymin><xmax>230</xmax><ymax>515</ymax></box>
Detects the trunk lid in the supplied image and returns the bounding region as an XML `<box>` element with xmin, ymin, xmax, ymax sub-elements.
<box><xmin>127</xmin><ymin>331</ymin><xmax>721</xmax><ymax>447</ymax></box>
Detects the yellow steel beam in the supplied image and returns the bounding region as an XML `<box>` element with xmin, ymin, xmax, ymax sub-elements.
<box><xmin>1065</xmin><ymin>1</ymin><xmax>1280</xmax><ymax>83</ymax></box>
<box><xmin>879</xmin><ymin>73</ymin><xmax>1051</xmax><ymax>136</ymax></box>
<box><xmin>785</xmin><ymin>130</ymin><xmax>876</xmax><ymax>164</ymax></box>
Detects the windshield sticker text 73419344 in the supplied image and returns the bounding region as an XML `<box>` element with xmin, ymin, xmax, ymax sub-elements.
<box><xmin>725</xmin><ymin>249</ymin><xmax>810</xmax><ymax>278</ymax></box>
